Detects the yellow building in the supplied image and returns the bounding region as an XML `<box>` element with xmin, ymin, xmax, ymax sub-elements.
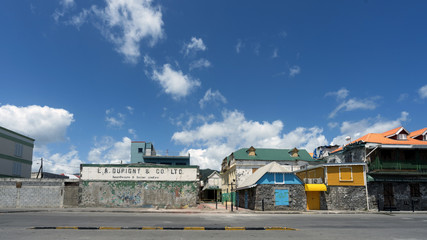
<box><xmin>296</xmin><ymin>163</ymin><xmax>367</xmax><ymax>210</ymax></box>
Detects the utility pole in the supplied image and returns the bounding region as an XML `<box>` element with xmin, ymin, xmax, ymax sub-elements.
<box><xmin>36</xmin><ymin>158</ymin><xmax>43</xmax><ymax>179</ymax></box>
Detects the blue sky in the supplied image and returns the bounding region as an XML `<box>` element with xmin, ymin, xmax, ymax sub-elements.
<box><xmin>1</xmin><ymin>0</ymin><xmax>427</xmax><ymax>173</ymax></box>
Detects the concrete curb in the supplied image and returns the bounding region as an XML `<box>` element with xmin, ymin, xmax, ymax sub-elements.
<box><xmin>3</xmin><ymin>208</ymin><xmax>427</xmax><ymax>215</ymax></box>
<box><xmin>29</xmin><ymin>226</ymin><xmax>298</xmax><ymax>231</ymax></box>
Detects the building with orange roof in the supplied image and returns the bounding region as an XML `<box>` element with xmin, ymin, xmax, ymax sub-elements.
<box><xmin>326</xmin><ymin>126</ymin><xmax>427</xmax><ymax>211</ymax></box>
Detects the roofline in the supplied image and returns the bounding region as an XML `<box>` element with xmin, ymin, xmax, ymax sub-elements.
<box><xmin>385</xmin><ymin>127</ymin><xmax>409</xmax><ymax>138</ymax></box>
<box><xmin>131</xmin><ymin>141</ymin><xmax>146</xmax><ymax>143</ymax></box>
<box><xmin>0</xmin><ymin>126</ymin><xmax>35</xmax><ymax>142</ymax></box>
<box><xmin>365</xmin><ymin>143</ymin><xmax>427</xmax><ymax>149</ymax></box>
<box><xmin>410</xmin><ymin>129</ymin><xmax>427</xmax><ymax>139</ymax></box>
<box><xmin>236</xmin><ymin>184</ymin><xmax>257</xmax><ymax>191</ymax></box>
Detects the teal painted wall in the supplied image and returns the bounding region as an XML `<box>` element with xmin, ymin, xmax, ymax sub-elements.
<box><xmin>131</xmin><ymin>142</ymin><xmax>146</xmax><ymax>163</ymax></box>
<box><xmin>257</xmin><ymin>173</ymin><xmax>303</xmax><ymax>185</ymax></box>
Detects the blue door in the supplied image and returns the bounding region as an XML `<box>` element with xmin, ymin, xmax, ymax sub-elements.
<box><xmin>274</xmin><ymin>189</ymin><xmax>289</xmax><ymax>206</ymax></box>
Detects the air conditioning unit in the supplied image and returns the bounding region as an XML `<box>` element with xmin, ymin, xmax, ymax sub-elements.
<box><xmin>305</xmin><ymin>178</ymin><xmax>323</xmax><ymax>184</ymax></box>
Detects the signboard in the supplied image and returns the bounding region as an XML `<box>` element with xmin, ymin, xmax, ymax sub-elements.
<box><xmin>81</xmin><ymin>165</ymin><xmax>198</xmax><ymax>181</ymax></box>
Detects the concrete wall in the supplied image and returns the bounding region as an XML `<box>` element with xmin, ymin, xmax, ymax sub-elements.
<box><xmin>0</xmin><ymin>179</ymin><xmax>79</xmax><ymax>208</ymax></box>
<box><xmin>321</xmin><ymin>186</ymin><xmax>367</xmax><ymax>210</ymax></box>
<box><xmin>238</xmin><ymin>184</ymin><xmax>306</xmax><ymax>211</ymax></box>
<box><xmin>79</xmin><ymin>181</ymin><xmax>199</xmax><ymax>208</ymax></box>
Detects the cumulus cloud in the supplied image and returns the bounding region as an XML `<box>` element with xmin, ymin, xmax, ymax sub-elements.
<box><xmin>0</xmin><ymin>104</ymin><xmax>74</xmax><ymax>145</ymax></box>
<box><xmin>199</xmin><ymin>89</ymin><xmax>227</xmax><ymax>109</ymax></box>
<box><xmin>88</xmin><ymin>136</ymin><xmax>131</xmax><ymax>164</ymax></box>
<box><xmin>189</xmin><ymin>58</ymin><xmax>211</xmax><ymax>71</ymax></box>
<box><xmin>289</xmin><ymin>65</ymin><xmax>301</xmax><ymax>77</ymax></box>
<box><xmin>172</xmin><ymin>110</ymin><xmax>328</xmax><ymax>169</ymax></box>
<box><xmin>151</xmin><ymin>64</ymin><xmax>201</xmax><ymax>100</ymax></box>
<box><xmin>419</xmin><ymin>84</ymin><xmax>427</xmax><ymax>99</ymax></box>
<box><xmin>331</xmin><ymin>111</ymin><xmax>409</xmax><ymax>146</ymax></box>
<box><xmin>184</xmin><ymin>37</ymin><xmax>206</xmax><ymax>56</ymax></box>
<box><xmin>33</xmin><ymin>146</ymin><xmax>82</xmax><ymax>174</ymax></box>
<box><xmin>69</xmin><ymin>0</ymin><xmax>164</xmax><ymax>63</ymax></box>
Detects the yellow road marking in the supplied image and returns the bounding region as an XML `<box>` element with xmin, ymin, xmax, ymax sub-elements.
<box><xmin>99</xmin><ymin>227</ymin><xmax>121</xmax><ymax>230</ymax></box>
<box><xmin>184</xmin><ymin>227</ymin><xmax>205</xmax><ymax>230</ymax></box>
<box><xmin>142</xmin><ymin>227</ymin><xmax>163</xmax><ymax>230</ymax></box>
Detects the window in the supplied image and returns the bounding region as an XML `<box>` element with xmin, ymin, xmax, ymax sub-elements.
<box><xmin>339</xmin><ymin>167</ymin><xmax>353</xmax><ymax>181</ymax></box>
<box><xmin>410</xmin><ymin>184</ymin><xmax>421</xmax><ymax>198</ymax></box>
<box><xmin>12</xmin><ymin>163</ymin><xmax>21</xmax><ymax>176</ymax></box>
<box><xmin>14</xmin><ymin>143</ymin><xmax>23</xmax><ymax>157</ymax></box>
<box><xmin>138</xmin><ymin>148</ymin><xmax>143</xmax><ymax>153</ymax></box>
<box><xmin>274</xmin><ymin>173</ymin><xmax>285</xmax><ymax>184</ymax></box>
<box><xmin>397</xmin><ymin>133</ymin><xmax>407</xmax><ymax>140</ymax></box>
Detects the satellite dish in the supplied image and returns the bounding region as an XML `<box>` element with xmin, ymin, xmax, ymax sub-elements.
<box><xmin>345</xmin><ymin>136</ymin><xmax>351</xmax><ymax>141</ymax></box>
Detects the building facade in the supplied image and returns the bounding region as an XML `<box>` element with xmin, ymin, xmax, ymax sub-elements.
<box><xmin>296</xmin><ymin>163</ymin><xmax>367</xmax><ymax>210</ymax></box>
<box><xmin>131</xmin><ymin>141</ymin><xmax>190</xmax><ymax>166</ymax></box>
<box><xmin>0</xmin><ymin>126</ymin><xmax>34</xmax><ymax>178</ymax></box>
<box><xmin>327</xmin><ymin>127</ymin><xmax>427</xmax><ymax>211</ymax></box>
<box><xmin>236</xmin><ymin>162</ymin><xmax>306</xmax><ymax>211</ymax></box>
<box><xmin>221</xmin><ymin>146</ymin><xmax>317</xmax><ymax>204</ymax></box>
<box><xmin>79</xmin><ymin>164</ymin><xmax>199</xmax><ymax>208</ymax></box>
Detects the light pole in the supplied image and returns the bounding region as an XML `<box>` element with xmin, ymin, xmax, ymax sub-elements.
<box><xmin>228</xmin><ymin>179</ymin><xmax>236</xmax><ymax>212</ymax></box>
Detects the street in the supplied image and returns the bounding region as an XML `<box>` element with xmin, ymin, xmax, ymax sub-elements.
<box><xmin>1</xmin><ymin>211</ymin><xmax>427</xmax><ymax>240</ymax></box>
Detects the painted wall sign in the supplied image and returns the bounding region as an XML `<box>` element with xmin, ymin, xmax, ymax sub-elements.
<box><xmin>81</xmin><ymin>166</ymin><xmax>198</xmax><ymax>181</ymax></box>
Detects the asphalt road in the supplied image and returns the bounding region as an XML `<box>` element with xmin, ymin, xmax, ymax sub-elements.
<box><xmin>1</xmin><ymin>212</ymin><xmax>427</xmax><ymax>240</ymax></box>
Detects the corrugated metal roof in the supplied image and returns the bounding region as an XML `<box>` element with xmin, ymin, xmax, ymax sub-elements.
<box><xmin>237</xmin><ymin>162</ymin><xmax>292</xmax><ymax>189</ymax></box>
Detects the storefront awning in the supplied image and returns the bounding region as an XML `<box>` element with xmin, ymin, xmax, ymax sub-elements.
<box><xmin>305</xmin><ymin>184</ymin><xmax>327</xmax><ymax>192</ymax></box>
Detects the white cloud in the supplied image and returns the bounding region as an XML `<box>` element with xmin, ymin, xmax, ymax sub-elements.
<box><xmin>289</xmin><ymin>65</ymin><xmax>301</xmax><ymax>77</ymax></box>
<box><xmin>326</xmin><ymin>88</ymin><xmax>349</xmax><ymax>100</ymax></box>
<box><xmin>53</xmin><ymin>0</ymin><xmax>76</xmax><ymax>22</ymax></box>
<box><xmin>184</xmin><ymin>37</ymin><xmax>206</xmax><ymax>56</ymax></box>
<box><xmin>199</xmin><ymin>89</ymin><xmax>227</xmax><ymax>109</ymax></box>
<box><xmin>328</xmin><ymin>122</ymin><xmax>338</xmax><ymax>129</ymax></box>
<box><xmin>70</xmin><ymin>0</ymin><xmax>164</xmax><ymax>63</ymax></box>
<box><xmin>253</xmin><ymin>43</ymin><xmax>260</xmax><ymax>56</ymax></box>
<box><xmin>328</xmin><ymin>97</ymin><xmax>379</xmax><ymax>118</ymax></box>
<box><xmin>88</xmin><ymin>136</ymin><xmax>131</xmax><ymax>164</ymax></box>
<box><xmin>126</xmin><ymin>106</ymin><xmax>134</xmax><ymax>114</ymax></box>
<box><xmin>397</xmin><ymin>93</ymin><xmax>408</xmax><ymax>102</ymax></box>
<box><xmin>419</xmin><ymin>84</ymin><xmax>427</xmax><ymax>99</ymax></box>
<box><xmin>272</xmin><ymin>48</ymin><xmax>278</xmax><ymax>58</ymax></box>
<box><xmin>326</xmin><ymin>88</ymin><xmax>380</xmax><ymax>118</ymax></box>
<box><xmin>236</xmin><ymin>39</ymin><xmax>244</xmax><ymax>53</ymax></box>
<box><xmin>173</xmin><ymin>110</ymin><xmax>328</xmax><ymax>169</ymax></box>
<box><xmin>0</xmin><ymin>104</ymin><xmax>74</xmax><ymax>145</ymax></box>
<box><xmin>105</xmin><ymin>109</ymin><xmax>125</xmax><ymax>127</ymax></box>
<box><xmin>189</xmin><ymin>58</ymin><xmax>211</xmax><ymax>71</ymax></box>
<box><xmin>128</xmin><ymin>129</ymin><xmax>137</xmax><ymax>139</ymax></box>
<box><xmin>331</xmin><ymin>111</ymin><xmax>409</xmax><ymax>146</ymax></box>
<box><xmin>151</xmin><ymin>64</ymin><xmax>201</xmax><ymax>100</ymax></box>
<box><xmin>33</xmin><ymin>146</ymin><xmax>82</xmax><ymax>174</ymax></box>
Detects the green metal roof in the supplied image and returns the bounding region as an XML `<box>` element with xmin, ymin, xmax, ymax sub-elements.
<box><xmin>232</xmin><ymin>148</ymin><xmax>315</xmax><ymax>161</ymax></box>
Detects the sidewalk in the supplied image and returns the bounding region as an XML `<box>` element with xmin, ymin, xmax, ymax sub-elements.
<box><xmin>1</xmin><ymin>203</ymin><xmax>426</xmax><ymax>214</ymax></box>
